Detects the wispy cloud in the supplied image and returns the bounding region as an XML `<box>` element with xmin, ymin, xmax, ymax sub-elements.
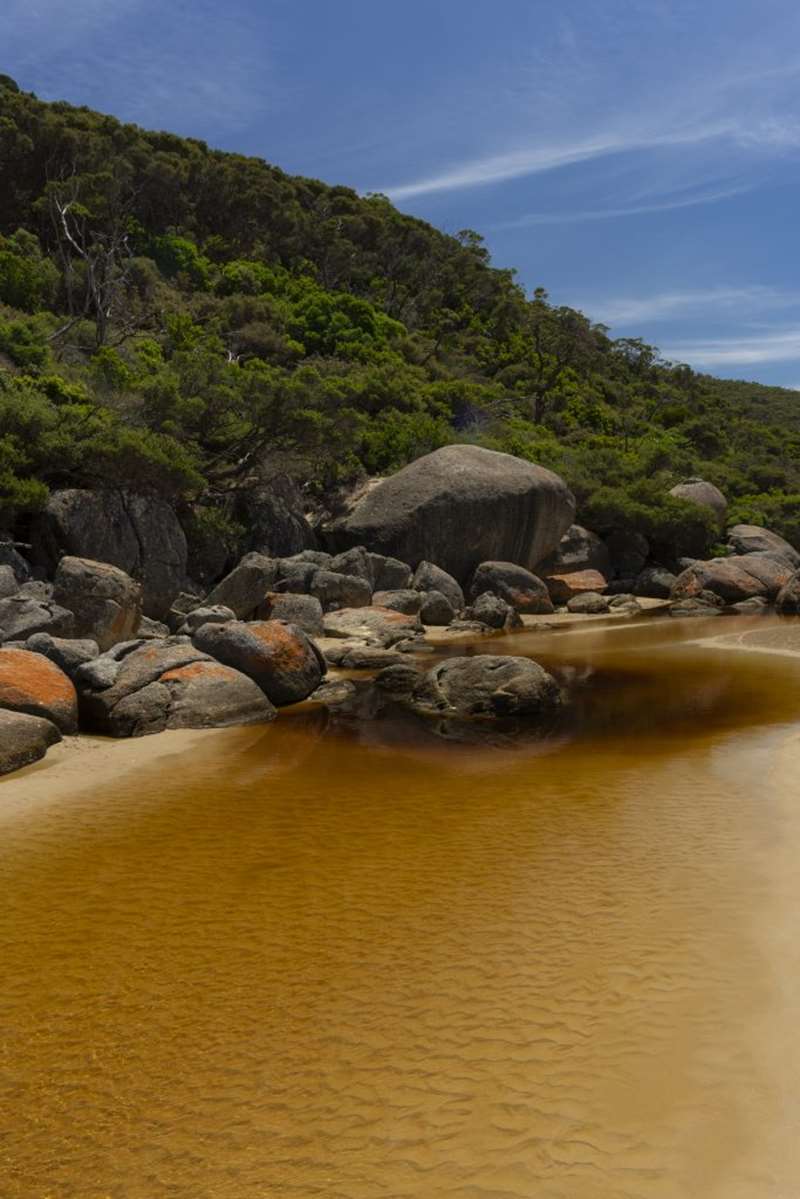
<box><xmin>490</xmin><ymin>182</ymin><xmax>751</xmax><ymax>229</ymax></box>
<box><xmin>586</xmin><ymin>286</ymin><xmax>800</xmax><ymax>327</ymax></box>
<box><xmin>662</xmin><ymin>329</ymin><xmax>800</xmax><ymax>367</ymax></box>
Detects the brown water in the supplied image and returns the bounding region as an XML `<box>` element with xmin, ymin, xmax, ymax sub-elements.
<box><xmin>3</xmin><ymin>617</ymin><xmax>800</xmax><ymax>1198</ymax></box>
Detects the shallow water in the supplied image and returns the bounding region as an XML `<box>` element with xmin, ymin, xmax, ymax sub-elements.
<box><xmin>3</xmin><ymin>617</ymin><xmax>800</xmax><ymax>1198</ymax></box>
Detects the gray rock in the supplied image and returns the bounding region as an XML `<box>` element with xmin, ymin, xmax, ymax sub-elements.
<box><xmin>78</xmin><ymin>638</ymin><xmax>276</xmax><ymax>736</ymax></box>
<box><xmin>669</xmin><ymin>478</ymin><xmax>728</xmax><ymax>527</ymax></box>
<box><xmin>177</xmin><ymin>605</ymin><xmax>236</xmax><ymax>636</ymax></box>
<box><xmin>634</xmin><ymin>566</ymin><xmax>678</xmax><ymax>599</ymax></box>
<box><xmin>322</xmin><ymin>606</ymin><xmax>420</xmax><ymax>645</ymax></box>
<box><xmin>0</xmin><ymin>647</ymin><xmax>78</xmax><ymax>732</ymax></box>
<box><xmin>418</xmin><ymin>590</ymin><xmax>456</xmax><ymax>626</ymax></box>
<box><xmin>0</xmin><ymin>709</ymin><xmax>61</xmax><ymax>776</ymax></box>
<box><xmin>192</xmin><ymin>620</ymin><xmax>324</xmax><ymax>706</ymax></box>
<box><xmin>465</xmin><ymin>592</ymin><xmax>523</xmax><ymax>629</ymax></box>
<box><xmin>369</xmin><ymin>554</ymin><xmax>413</xmax><ymax>591</ymax></box>
<box><xmin>371</xmin><ymin>589</ymin><xmax>422</xmax><ymax>615</ymax></box>
<box><xmin>17</xmin><ymin>580</ymin><xmax>53</xmax><ymax>601</ymax></box>
<box><xmin>203</xmin><ymin>552</ymin><xmax>278</xmax><ymax>618</ymax></box>
<box><xmin>0</xmin><ymin>564</ymin><xmax>19</xmax><ymax>599</ymax></box>
<box><xmin>167</xmin><ymin>591</ymin><xmax>204</xmax><ymax>630</ymax></box>
<box><xmin>330</xmin><ymin>546</ymin><xmax>373</xmax><ymax>584</ymax></box>
<box><xmin>309</xmin><ymin>678</ymin><xmax>358</xmax><ymax>707</ymax></box>
<box><xmin>412</xmin><ymin>561</ymin><xmax>464</xmax><ymax>611</ymax></box>
<box><xmin>731</xmin><ymin>596</ymin><xmax>771</xmax><ymax>615</ymax></box>
<box><xmin>605</xmin><ymin>530</ymin><xmax>649</xmax><ymax>579</ymax></box>
<box><xmin>336</xmin><ymin>645</ymin><xmax>407</xmax><ymax>670</ymax></box>
<box><xmin>0</xmin><ymin>543</ymin><xmax>32</xmax><ymax>582</ymax></box>
<box><xmin>669</xmin><ymin>597</ymin><xmax>724</xmax><ymax>618</ymax></box>
<box><xmin>535</xmin><ymin>524</ymin><xmax>611</xmax><ymax>578</ymax></box>
<box><xmin>236</xmin><ymin>477</ymin><xmax>317</xmax><ymax>558</ymax></box>
<box><xmin>31</xmin><ymin>488</ymin><xmax>187</xmax><ymax>619</ymax></box>
<box><xmin>567</xmin><ymin>591</ymin><xmax>609</xmax><ymax>614</ymax></box>
<box><xmin>282</xmin><ymin>550</ymin><xmax>333</xmax><ymax>568</ymax></box>
<box><xmin>311</xmin><ymin>570</ymin><xmax>372</xmax><ymax>611</ymax></box>
<box><xmin>328</xmin><ymin>444</ymin><xmax>575</xmax><ymax>580</ymax></box>
<box><xmin>76</xmin><ymin>655</ymin><xmax>121</xmax><ymax>691</ymax></box>
<box><xmin>469</xmin><ymin>561</ymin><xmax>553</xmax><ymax>614</ymax></box>
<box><xmin>0</xmin><ymin>595</ymin><xmax>75</xmax><ymax>642</ymax></box>
<box><xmin>53</xmin><ymin>556</ymin><xmax>142</xmax><ymax>652</ymax></box>
<box><xmin>726</xmin><ymin>524</ymin><xmax>800</xmax><ymax>568</ymax></box>
<box><xmin>776</xmin><ymin>572</ymin><xmax>800</xmax><ymax>614</ymax></box>
<box><xmin>257</xmin><ymin>592</ymin><xmax>324</xmax><ymax>636</ymax></box>
<box><xmin>607</xmin><ymin>593</ymin><xmax>642</xmax><ymax>612</ymax></box>
<box><xmin>137</xmin><ymin>615</ymin><xmax>170</xmax><ymax>639</ymax></box>
<box><xmin>25</xmin><ymin>633</ymin><xmax>99</xmax><ymax>679</ymax></box>
<box><xmin>671</xmin><ymin>553</ymin><xmax>794</xmax><ymax>604</ymax></box>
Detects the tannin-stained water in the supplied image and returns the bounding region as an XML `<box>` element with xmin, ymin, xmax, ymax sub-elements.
<box><xmin>3</xmin><ymin>617</ymin><xmax>800</xmax><ymax>1198</ymax></box>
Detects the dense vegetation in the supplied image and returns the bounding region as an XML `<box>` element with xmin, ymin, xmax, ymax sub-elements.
<box><xmin>1</xmin><ymin>74</ymin><xmax>799</xmax><ymax>566</ymax></box>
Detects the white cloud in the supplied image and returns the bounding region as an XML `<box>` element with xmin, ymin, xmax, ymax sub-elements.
<box><xmin>662</xmin><ymin>329</ymin><xmax>800</xmax><ymax>367</ymax></box>
<box><xmin>586</xmin><ymin>286</ymin><xmax>800</xmax><ymax>327</ymax></box>
<box><xmin>489</xmin><ymin>183</ymin><xmax>752</xmax><ymax>229</ymax></box>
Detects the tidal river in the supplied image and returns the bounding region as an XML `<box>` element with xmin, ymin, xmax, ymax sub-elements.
<box><xmin>3</xmin><ymin>617</ymin><xmax>800</xmax><ymax>1198</ymax></box>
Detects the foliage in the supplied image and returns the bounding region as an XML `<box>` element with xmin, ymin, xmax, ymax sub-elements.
<box><xmin>0</xmin><ymin>83</ymin><xmax>798</xmax><ymax>561</ymax></box>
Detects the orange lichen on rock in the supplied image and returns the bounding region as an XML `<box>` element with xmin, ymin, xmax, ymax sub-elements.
<box><xmin>0</xmin><ymin>648</ymin><xmax>78</xmax><ymax>732</ymax></box>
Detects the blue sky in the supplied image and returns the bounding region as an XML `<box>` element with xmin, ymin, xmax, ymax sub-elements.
<box><xmin>5</xmin><ymin>0</ymin><xmax>800</xmax><ymax>385</ymax></box>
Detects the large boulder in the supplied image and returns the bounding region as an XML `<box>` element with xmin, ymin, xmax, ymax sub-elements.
<box><xmin>0</xmin><ymin>595</ymin><xmax>74</xmax><ymax>642</ymax></box>
<box><xmin>257</xmin><ymin>592</ymin><xmax>324</xmax><ymax>636</ymax></box>
<box><xmin>0</xmin><ymin>709</ymin><xmax>61</xmax><ymax>776</ymax></box>
<box><xmin>412</xmin><ymin>561</ymin><xmax>464</xmax><ymax>612</ymax></box>
<box><xmin>468</xmin><ymin>561</ymin><xmax>553</xmax><ymax>614</ymax></box>
<box><xmin>53</xmin><ymin>556</ymin><xmax>142</xmax><ymax>652</ymax></box>
<box><xmin>370</xmin><ymin>554</ymin><xmax>412</xmax><ymax>592</ymax></box>
<box><xmin>379</xmin><ymin>655</ymin><xmax>561</xmax><ymax>720</ymax></box>
<box><xmin>202</xmin><ymin>552</ymin><xmax>278</xmax><ymax>619</ymax></box>
<box><xmin>671</xmin><ymin>553</ymin><xmax>794</xmax><ymax>604</ymax></box>
<box><xmin>310</xmin><ymin>570</ymin><xmax>372</xmax><ymax>611</ymax></box>
<box><xmin>0</xmin><ymin>647</ymin><xmax>78</xmax><ymax>733</ymax></box>
<box><xmin>669</xmin><ymin>478</ymin><xmax>728</xmax><ymax>527</ymax></box>
<box><xmin>419</xmin><ymin>590</ymin><xmax>456</xmax><ymax>626</ymax></box>
<box><xmin>31</xmin><ymin>488</ymin><xmax>187</xmax><ymax>619</ymax></box>
<box><xmin>327</xmin><ymin>445</ymin><xmax>575</xmax><ymax>581</ymax></box>
<box><xmin>726</xmin><ymin>525</ymin><xmax>800</xmax><ymax>568</ymax></box>
<box><xmin>77</xmin><ymin>639</ymin><xmax>275</xmax><ymax>737</ymax></box>
<box><xmin>535</xmin><ymin>524</ymin><xmax>611</xmax><ymax>579</ymax></box>
<box><xmin>192</xmin><ymin>620</ymin><xmax>324</xmax><ymax>706</ymax></box>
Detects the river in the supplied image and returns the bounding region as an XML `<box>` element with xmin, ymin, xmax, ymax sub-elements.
<box><xmin>2</xmin><ymin>615</ymin><xmax>800</xmax><ymax>1198</ymax></box>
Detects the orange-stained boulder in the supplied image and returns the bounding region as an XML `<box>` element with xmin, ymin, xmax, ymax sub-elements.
<box><xmin>192</xmin><ymin>620</ymin><xmax>324</xmax><ymax>705</ymax></box>
<box><xmin>0</xmin><ymin>647</ymin><xmax>78</xmax><ymax>733</ymax></box>
<box><xmin>543</xmin><ymin>569</ymin><xmax>608</xmax><ymax>605</ymax></box>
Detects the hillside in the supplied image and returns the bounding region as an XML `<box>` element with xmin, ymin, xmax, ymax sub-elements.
<box><xmin>1</xmin><ymin>73</ymin><xmax>799</xmax><ymax>571</ymax></box>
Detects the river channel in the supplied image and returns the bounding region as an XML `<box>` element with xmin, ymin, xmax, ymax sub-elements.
<box><xmin>3</xmin><ymin>616</ymin><xmax>800</xmax><ymax>1198</ymax></box>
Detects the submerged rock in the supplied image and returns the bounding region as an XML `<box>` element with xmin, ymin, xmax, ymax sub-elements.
<box><xmin>379</xmin><ymin>654</ymin><xmax>561</xmax><ymax>720</ymax></box>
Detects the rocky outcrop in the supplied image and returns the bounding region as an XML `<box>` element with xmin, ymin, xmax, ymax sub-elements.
<box><xmin>726</xmin><ymin>525</ymin><xmax>800</xmax><ymax>568</ymax></box>
<box><xmin>53</xmin><ymin>556</ymin><xmax>142</xmax><ymax>652</ymax></box>
<box><xmin>671</xmin><ymin>553</ymin><xmax>794</xmax><ymax>604</ymax></box>
<box><xmin>379</xmin><ymin>655</ymin><xmax>561</xmax><ymax>719</ymax></box>
<box><xmin>191</xmin><ymin>620</ymin><xmax>324</xmax><ymax>706</ymax></box>
<box><xmin>669</xmin><ymin>478</ymin><xmax>728</xmax><ymax>526</ymax></box>
<box><xmin>468</xmin><ymin>561</ymin><xmax>553</xmax><ymax>614</ymax></box>
<box><xmin>0</xmin><ymin>709</ymin><xmax>61</xmax><ymax>776</ymax></box>
<box><xmin>0</xmin><ymin>647</ymin><xmax>78</xmax><ymax>733</ymax></box>
<box><xmin>327</xmin><ymin>445</ymin><xmax>575</xmax><ymax>580</ymax></box>
<box><xmin>544</xmin><ymin>570</ymin><xmax>608</xmax><ymax>604</ymax></box>
<box><xmin>0</xmin><ymin>595</ymin><xmax>74</xmax><ymax>642</ymax></box>
<box><xmin>535</xmin><ymin>524</ymin><xmax>611</xmax><ymax>579</ymax></box>
<box><xmin>31</xmin><ymin>488</ymin><xmax>187</xmax><ymax>619</ymax></box>
<box><xmin>412</xmin><ymin>561</ymin><xmax>464</xmax><ymax>612</ymax></box>
<box><xmin>202</xmin><ymin>553</ymin><xmax>278</xmax><ymax>619</ymax></box>
<box><xmin>77</xmin><ymin>639</ymin><xmax>275</xmax><ymax>736</ymax></box>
